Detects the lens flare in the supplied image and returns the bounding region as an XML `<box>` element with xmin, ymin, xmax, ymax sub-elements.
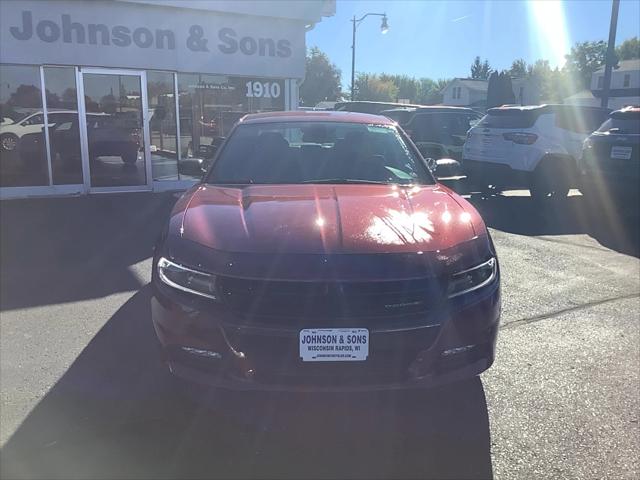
<box><xmin>526</xmin><ymin>0</ymin><xmax>570</xmax><ymax>69</ymax></box>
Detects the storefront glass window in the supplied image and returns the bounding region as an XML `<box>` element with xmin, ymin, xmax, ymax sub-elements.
<box><xmin>147</xmin><ymin>71</ymin><xmax>179</xmax><ymax>181</ymax></box>
<box><xmin>0</xmin><ymin>65</ymin><xmax>48</xmax><ymax>187</ymax></box>
<box><xmin>177</xmin><ymin>74</ymin><xmax>285</xmax><ymax>180</ymax></box>
<box><xmin>43</xmin><ymin>66</ymin><xmax>83</xmax><ymax>185</ymax></box>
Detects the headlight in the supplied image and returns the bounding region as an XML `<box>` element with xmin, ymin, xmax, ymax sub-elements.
<box><xmin>447</xmin><ymin>257</ymin><xmax>497</xmax><ymax>298</ymax></box>
<box><xmin>157</xmin><ymin>257</ymin><xmax>219</xmax><ymax>300</ymax></box>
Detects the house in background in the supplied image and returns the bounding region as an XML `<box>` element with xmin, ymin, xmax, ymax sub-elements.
<box><xmin>442</xmin><ymin>77</ymin><xmax>540</xmax><ymax>110</ymax></box>
<box><xmin>591</xmin><ymin>59</ymin><xmax>640</xmax><ymax>109</ymax></box>
<box><xmin>441</xmin><ymin>79</ymin><xmax>488</xmax><ymax>109</ymax></box>
<box><xmin>565</xmin><ymin>59</ymin><xmax>639</xmax><ymax>109</ymax></box>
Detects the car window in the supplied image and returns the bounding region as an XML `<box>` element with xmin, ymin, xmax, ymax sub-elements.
<box><xmin>21</xmin><ymin>114</ymin><xmax>44</xmax><ymax>126</ymax></box>
<box><xmin>555</xmin><ymin>109</ymin><xmax>610</xmax><ymax>133</ymax></box>
<box><xmin>47</xmin><ymin>113</ymin><xmax>76</xmax><ymax>125</ymax></box>
<box><xmin>597</xmin><ymin>114</ymin><xmax>640</xmax><ymax>135</ymax></box>
<box><xmin>208</xmin><ymin>121</ymin><xmax>434</xmax><ymax>185</ymax></box>
<box><xmin>478</xmin><ymin>110</ymin><xmax>541</xmax><ymax>129</ymax></box>
<box><xmin>410</xmin><ymin>113</ymin><xmax>473</xmax><ymax>145</ymax></box>
<box><xmin>54</xmin><ymin>121</ymin><xmax>73</xmax><ymax>132</ymax></box>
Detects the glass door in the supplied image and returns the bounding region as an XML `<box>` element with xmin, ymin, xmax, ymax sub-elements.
<box><xmin>79</xmin><ymin>69</ymin><xmax>151</xmax><ymax>190</ymax></box>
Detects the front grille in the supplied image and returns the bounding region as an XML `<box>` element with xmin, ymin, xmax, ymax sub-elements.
<box><xmin>217</xmin><ymin>276</ymin><xmax>445</xmax><ymax>327</ymax></box>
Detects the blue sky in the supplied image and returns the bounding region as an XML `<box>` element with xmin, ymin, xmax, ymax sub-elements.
<box><xmin>307</xmin><ymin>0</ymin><xmax>640</xmax><ymax>86</ymax></box>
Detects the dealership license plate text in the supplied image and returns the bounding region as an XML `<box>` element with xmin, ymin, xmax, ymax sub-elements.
<box><xmin>611</xmin><ymin>146</ymin><xmax>632</xmax><ymax>160</ymax></box>
<box><xmin>299</xmin><ymin>328</ymin><xmax>369</xmax><ymax>362</ymax></box>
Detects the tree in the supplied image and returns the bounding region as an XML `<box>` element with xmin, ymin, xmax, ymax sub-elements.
<box><xmin>416</xmin><ymin>78</ymin><xmax>449</xmax><ymax>104</ymax></box>
<box><xmin>353</xmin><ymin>73</ymin><xmax>398</xmax><ymax>102</ymax></box>
<box><xmin>379</xmin><ymin>74</ymin><xmax>418</xmax><ymax>102</ymax></box>
<box><xmin>470</xmin><ymin>56</ymin><xmax>492</xmax><ymax>80</ymax></box>
<box><xmin>300</xmin><ymin>47</ymin><xmax>342</xmax><ymax>106</ymax></box>
<box><xmin>509</xmin><ymin>59</ymin><xmax>528</xmax><ymax>77</ymax></box>
<box><xmin>500</xmin><ymin>72</ymin><xmax>516</xmax><ymax>105</ymax></box>
<box><xmin>616</xmin><ymin>36</ymin><xmax>640</xmax><ymax>60</ymax></box>
<box><xmin>8</xmin><ymin>84</ymin><xmax>42</xmax><ymax>108</ymax></box>
<box><xmin>486</xmin><ymin>71</ymin><xmax>515</xmax><ymax>108</ymax></box>
<box><xmin>563</xmin><ymin>40</ymin><xmax>610</xmax><ymax>89</ymax></box>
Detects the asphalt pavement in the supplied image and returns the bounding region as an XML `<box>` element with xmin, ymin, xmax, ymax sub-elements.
<box><xmin>0</xmin><ymin>190</ymin><xmax>638</xmax><ymax>479</ymax></box>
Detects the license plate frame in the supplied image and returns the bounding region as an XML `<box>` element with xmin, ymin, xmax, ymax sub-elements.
<box><xmin>299</xmin><ymin>328</ymin><xmax>369</xmax><ymax>362</ymax></box>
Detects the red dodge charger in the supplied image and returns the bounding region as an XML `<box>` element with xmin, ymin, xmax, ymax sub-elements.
<box><xmin>151</xmin><ymin>111</ymin><xmax>501</xmax><ymax>391</ymax></box>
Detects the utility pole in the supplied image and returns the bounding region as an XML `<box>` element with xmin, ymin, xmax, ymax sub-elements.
<box><xmin>350</xmin><ymin>13</ymin><xmax>388</xmax><ymax>101</ymax></box>
<box><xmin>601</xmin><ymin>0</ymin><xmax>620</xmax><ymax>109</ymax></box>
<box><xmin>351</xmin><ymin>16</ymin><xmax>356</xmax><ymax>101</ymax></box>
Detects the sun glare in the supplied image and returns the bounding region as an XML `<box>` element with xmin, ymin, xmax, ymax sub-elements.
<box><xmin>526</xmin><ymin>0</ymin><xmax>571</xmax><ymax>68</ymax></box>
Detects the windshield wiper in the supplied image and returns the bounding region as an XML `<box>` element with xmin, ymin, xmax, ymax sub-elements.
<box><xmin>301</xmin><ymin>178</ymin><xmax>396</xmax><ymax>185</ymax></box>
<box><xmin>210</xmin><ymin>179</ymin><xmax>255</xmax><ymax>185</ymax></box>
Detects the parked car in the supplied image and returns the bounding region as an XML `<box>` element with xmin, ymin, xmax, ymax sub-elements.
<box><xmin>381</xmin><ymin>106</ymin><xmax>483</xmax><ymax>161</ymax></box>
<box><xmin>151</xmin><ymin>111</ymin><xmax>501</xmax><ymax>391</ymax></box>
<box><xmin>18</xmin><ymin>112</ymin><xmax>141</xmax><ymax>165</ymax></box>
<box><xmin>1</xmin><ymin>110</ymin><xmax>77</xmax><ymax>152</ymax></box>
<box><xmin>463</xmin><ymin>104</ymin><xmax>610</xmax><ymax>199</ymax></box>
<box><xmin>334</xmin><ymin>100</ymin><xmax>424</xmax><ymax>114</ymax></box>
<box><xmin>579</xmin><ymin>106</ymin><xmax>639</xmax><ymax>204</ymax></box>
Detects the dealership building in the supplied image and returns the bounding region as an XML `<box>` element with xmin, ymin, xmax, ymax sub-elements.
<box><xmin>0</xmin><ymin>0</ymin><xmax>334</xmax><ymax>198</ymax></box>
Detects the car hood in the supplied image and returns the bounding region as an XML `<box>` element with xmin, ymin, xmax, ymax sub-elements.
<box><xmin>172</xmin><ymin>183</ymin><xmax>484</xmax><ymax>255</ymax></box>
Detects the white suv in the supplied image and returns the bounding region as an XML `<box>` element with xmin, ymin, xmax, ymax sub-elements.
<box><xmin>0</xmin><ymin>110</ymin><xmax>77</xmax><ymax>152</ymax></box>
<box><xmin>463</xmin><ymin>105</ymin><xmax>610</xmax><ymax>199</ymax></box>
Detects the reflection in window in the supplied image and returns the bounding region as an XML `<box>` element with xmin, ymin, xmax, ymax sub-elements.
<box><xmin>0</xmin><ymin>64</ymin><xmax>48</xmax><ymax>187</ymax></box>
<box><xmin>82</xmin><ymin>73</ymin><xmax>146</xmax><ymax>188</ymax></box>
<box><xmin>44</xmin><ymin>66</ymin><xmax>83</xmax><ymax>185</ymax></box>
<box><xmin>177</xmin><ymin>74</ymin><xmax>285</xmax><ymax>180</ymax></box>
<box><xmin>147</xmin><ymin>71</ymin><xmax>179</xmax><ymax>181</ymax></box>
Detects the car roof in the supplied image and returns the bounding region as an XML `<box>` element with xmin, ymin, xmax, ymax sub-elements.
<box><xmin>611</xmin><ymin>105</ymin><xmax>640</xmax><ymax>118</ymax></box>
<box><xmin>381</xmin><ymin>106</ymin><xmax>477</xmax><ymax>115</ymax></box>
<box><xmin>488</xmin><ymin>104</ymin><xmax>611</xmax><ymax>114</ymax></box>
<box><xmin>239</xmin><ymin>110</ymin><xmax>396</xmax><ymax>125</ymax></box>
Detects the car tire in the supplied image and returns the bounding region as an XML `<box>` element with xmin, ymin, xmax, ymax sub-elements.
<box><xmin>1</xmin><ymin>133</ymin><xmax>19</xmax><ymax>152</ymax></box>
<box><xmin>530</xmin><ymin>158</ymin><xmax>570</xmax><ymax>202</ymax></box>
<box><xmin>122</xmin><ymin>151</ymin><xmax>138</xmax><ymax>164</ymax></box>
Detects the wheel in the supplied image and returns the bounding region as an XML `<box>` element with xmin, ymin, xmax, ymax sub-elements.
<box><xmin>1</xmin><ymin>133</ymin><xmax>18</xmax><ymax>152</ymax></box>
<box><xmin>530</xmin><ymin>159</ymin><xmax>570</xmax><ymax>201</ymax></box>
<box><xmin>122</xmin><ymin>151</ymin><xmax>138</xmax><ymax>164</ymax></box>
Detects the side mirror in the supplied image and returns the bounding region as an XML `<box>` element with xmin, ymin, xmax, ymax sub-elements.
<box><xmin>423</xmin><ymin>157</ymin><xmax>438</xmax><ymax>173</ymax></box>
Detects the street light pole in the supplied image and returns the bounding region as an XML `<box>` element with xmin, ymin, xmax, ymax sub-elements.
<box><xmin>601</xmin><ymin>0</ymin><xmax>620</xmax><ymax>109</ymax></box>
<box><xmin>350</xmin><ymin>13</ymin><xmax>388</xmax><ymax>101</ymax></box>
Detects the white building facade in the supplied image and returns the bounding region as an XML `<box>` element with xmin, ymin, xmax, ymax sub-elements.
<box><xmin>0</xmin><ymin>0</ymin><xmax>334</xmax><ymax>198</ymax></box>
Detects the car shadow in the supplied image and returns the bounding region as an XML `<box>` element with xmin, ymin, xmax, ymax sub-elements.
<box><xmin>0</xmin><ymin>192</ymin><xmax>177</xmax><ymax>311</ymax></box>
<box><xmin>0</xmin><ymin>286</ymin><xmax>493</xmax><ymax>480</ymax></box>
<box><xmin>466</xmin><ymin>191</ymin><xmax>640</xmax><ymax>258</ymax></box>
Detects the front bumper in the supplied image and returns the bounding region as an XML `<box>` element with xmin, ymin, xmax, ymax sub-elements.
<box><xmin>151</xmin><ymin>279</ymin><xmax>501</xmax><ymax>392</ymax></box>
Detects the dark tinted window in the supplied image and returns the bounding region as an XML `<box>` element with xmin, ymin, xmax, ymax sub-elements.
<box><xmin>478</xmin><ymin>110</ymin><xmax>542</xmax><ymax>128</ymax></box>
<box><xmin>555</xmin><ymin>108</ymin><xmax>610</xmax><ymax>133</ymax></box>
<box><xmin>410</xmin><ymin>113</ymin><xmax>478</xmax><ymax>145</ymax></box>
<box><xmin>597</xmin><ymin>114</ymin><xmax>640</xmax><ymax>135</ymax></box>
<box><xmin>209</xmin><ymin>121</ymin><xmax>433</xmax><ymax>185</ymax></box>
<box><xmin>382</xmin><ymin>110</ymin><xmax>414</xmax><ymax>125</ymax></box>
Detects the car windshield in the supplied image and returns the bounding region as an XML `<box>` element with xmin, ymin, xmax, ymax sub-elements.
<box><xmin>207</xmin><ymin>121</ymin><xmax>434</xmax><ymax>185</ymax></box>
<box><xmin>597</xmin><ymin>114</ymin><xmax>640</xmax><ymax>135</ymax></box>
